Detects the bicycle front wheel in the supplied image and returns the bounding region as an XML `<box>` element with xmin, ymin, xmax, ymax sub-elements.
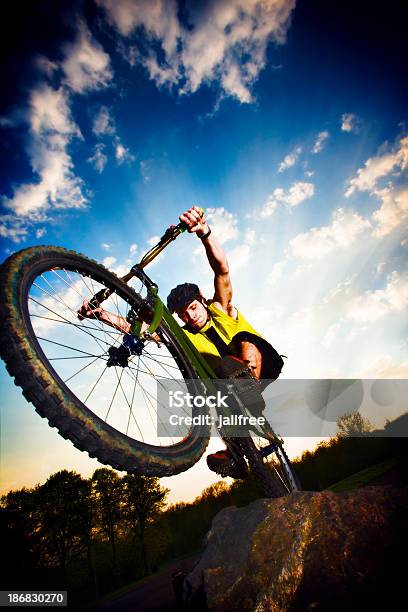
<box><xmin>240</xmin><ymin>435</ymin><xmax>301</xmax><ymax>497</ymax></box>
<box><xmin>0</xmin><ymin>246</ymin><xmax>210</xmax><ymax>476</ymax></box>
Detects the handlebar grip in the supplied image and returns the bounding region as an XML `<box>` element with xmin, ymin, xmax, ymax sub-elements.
<box><xmin>178</xmin><ymin>207</ymin><xmax>205</xmax><ymax>232</ymax></box>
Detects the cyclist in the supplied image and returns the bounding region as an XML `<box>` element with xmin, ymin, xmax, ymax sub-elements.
<box><xmin>166</xmin><ymin>206</ymin><xmax>283</xmax><ymax>479</ymax></box>
<box><xmin>78</xmin><ymin>206</ymin><xmax>282</xmax><ymax>479</ymax></box>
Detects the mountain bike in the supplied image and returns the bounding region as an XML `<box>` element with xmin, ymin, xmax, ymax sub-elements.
<box><xmin>0</xmin><ymin>216</ymin><xmax>301</xmax><ymax>497</ymax></box>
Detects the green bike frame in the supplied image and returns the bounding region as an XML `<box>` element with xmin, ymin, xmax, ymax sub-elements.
<box><xmin>88</xmin><ymin>216</ymin><xmax>273</xmax><ymax>440</ymax></box>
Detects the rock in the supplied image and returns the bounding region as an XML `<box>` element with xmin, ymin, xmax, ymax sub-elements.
<box><xmin>184</xmin><ymin>485</ymin><xmax>407</xmax><ymax>611</ymax></box>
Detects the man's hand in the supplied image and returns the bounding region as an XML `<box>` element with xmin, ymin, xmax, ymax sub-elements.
<box><xmin>180</xmin><ymin>205</ymin><xmax>235</xmax><ymax>318</ymax></box>
<box><xmin>77</xmin><ymin>299</ymin><xmax>104</xmax><ymax>320</ymax></box>
<box><xmin>179</xmin><ymin>205</ymin><xmax>208</xmax><ymax>237</ymax></box>
<box><xmin>77</xmin><ymin>299</ymin><xmax>131</xmax><ymax>333</ymax></box>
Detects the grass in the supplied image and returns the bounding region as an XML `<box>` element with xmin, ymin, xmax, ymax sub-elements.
<box><xmin>85</xmin><ymin>548</ymin><xmax>200</xmax><ymax>609</ymax></box>
<box><xmin>325</xmin><ymin>455</ymin><xmax>404</xmax><ymax>492</ymax></box>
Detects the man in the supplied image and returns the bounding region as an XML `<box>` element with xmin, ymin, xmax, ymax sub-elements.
<box><xmin>78</xmin><ymin>206</ymin><xmax>283</xmax><ymax>479</ymax></box>
<box><xmin>166</xmin><ymin>206</ymin><xmax>283</xmax><ymax>479</ymax></box>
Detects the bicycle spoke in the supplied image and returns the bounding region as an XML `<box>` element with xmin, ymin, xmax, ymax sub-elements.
<box><xmin>80</xmin><ymin>273</ymin><xmax>124</xmax><ymax>348</ymax></box>
<box><xmin>26</xmin><ymin>261</ymin><xmax>193</xmax><ymax>448</ymax></box>
<box><xmin>31</xmin><ymin>313</ymin><xmax>122</xmax><ymax>338</ymax></box>
<box><xmin>142</xmin><ymin>351</ymin><xmax>181</xmax><ymax>371</ymax></box>
<box><xmin>84</xmin><ymin>364</ymin><xmax>110</xmax><ymax>404</ymax></box>
<box><xmin>124</xmin><ymin>364</ymin><xmax>172</xmax><ymax>420</ymax></box>
<box><xmin>29</xmin><ymin>296</ymin><xmax>114</xmax><ymax>350</ymax></box>
<box><xmin>36</xmin><ymin>336</ymin><xmax>107</xmax><ymax>358</ymax></box>
<box><xmin>112</xmin><ymin>365</ymin><xmax>145</xmax><ymax>441</ymax></box>
<box><xmin>64</xmin><ymin>355</ymin><xmax>105</xmax><ymax>384</ymax></box>
<box><xmin>127</xmin><ymin>356</ymin><xmax>140</xmax><ymax>437</ymax></box>
<box><xmin>105</xmin><ymin>369</ymin><xmax>124</xmax><ymax>421</ymax></box>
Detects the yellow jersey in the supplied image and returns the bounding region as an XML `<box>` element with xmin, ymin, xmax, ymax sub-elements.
<box><xmin>182</xmin><ymin>301</ymin><xmax>262</xmax><ymax>371</ymax></box>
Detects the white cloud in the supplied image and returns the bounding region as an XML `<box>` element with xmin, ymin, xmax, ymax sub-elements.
<box><xmin>148</xmin><ymin>235</ymin><xmax>161</xmax><ymax>246</ymax></box>
<box><xmin>361</xmin><ymin>355</ymin><xmax>408</xmax><ymax>378</ymax></box>
<box><xmin>0</xmin><ymin>20</ymin><xmax>115</xmax><ymax>234</ymax></box>
<box><xmin>244</xmin><ymin>229</ymin><xmax>255</xmax><ymax>244</ymax></box>
<box><xmin>259</xmin><ymin>182</ymin><xmax>315</xmax><ymax>218</ymax></box>
<box><xmin>97</xmin><ymin>0</ymin><xmax>296</xmax><ymax>103</ymax></box>
<box><xmin>35</xmin><ymin>56</ymin><xmax>58</xmax><ymax>77</ymax></box>
<box><xmin>62</xmin><ymin>21</ymin><xmax>113</xmax><ymax>93</ymax></box>
<box><xmin>259</xmin><ymin>195</ymin><xmax>278</xmax><ymax>218</ymax></box>
<box><xmin>372</xmin><ymin>185</ymin><xmax>408</xmax><ymax>237</ymax></box>
<box><xmin>278</xmin><ymin>146</ymin><xmax>302</xmax><ymax>172</ymax></box>
<box><xmin>139</xmin><ymin>160</ymin><xmax>152</xmax><ymax>183</ymax></box>
<box><xmin>260</xmin><ymin>181</ymin><xmax>314</xmax><ymax>217</ymax></box>
<box><xmin>35</xmin><ymin>227</ymin><xmax>46</xmax><ymax>239</ymax></box>
<box><xmin>345</xmin><ymin>136</ymin><xmax>408</xmax><ymax>197</ymax></box>
<box><xmin>91</xmin><ymin>106</ymin><xmax>134</xmax><ymax>168</ymax></box>
<box><xmin>3</xmin><ymin>86</ymin><xmax>86</xmax><ymax>217</ymax></box>
<box><xmin>321</xmin><ymin>322</ymin><xmax>341</xmax><ymax>349</ymax></box>
<box><xmin>3</xmin><ymin>21</ymin><xmax>112</xmax><ymax>231</ymax></box>
<box><xmin>0</xmin><ymin>216</ymin><xmax>28</xmax><ymax>243</ymax></box>
<box><xmin>226</xmin><ymin>244</ymin><xmax>251</xmax><ymax>272</ymax></box>
<box><xmin>101</xmin><ymin>243</ymin><xmax>112</xmax><ymax>250</ymax></box>
<box><xmin>346</xmin><ymin>270</ymin><xmax>408</xmax><ymax>322</ymax></box>
<box><xmin>341</xmin><ymin>113</ymin><xmax>360</xmax><ymax>133</ymax></box>
<box><xmin>103</xmin><ymin>256</ymin><xmax>117</xmax><ymax>268</ymax></box>
<box><xmin>312</xmin><ymin>130</ymin><xmax>329</xmax><ymax>154</ymax></box>
<box><xmin>114</xmin><ymin>139</ymin><xmax>135</xmax><ymax>164</ymax></box>
<box><xmin>88</xmin><ymin>143</ymin><xmax>108</xmax><ymax>173</ymax></box>
<box><xmin>344</xmin><ymin>136</ymin><xmax>408</xmax><ymax>236</ymax></box>
<box><xmin>267</xmin><ymin>261</ymin><xmax>284</xmax><ymax>285</ymax></box>
<box><xmin>4</xmin><ymin>137</ymin><xmax>87</xmax><ymax>217</ymax></box>
<box><xmin>282</xmin><ymin>182</ymin><xmax>315</xmax><ymax>207</ymax></box>
<box><xmin>206</xmin><ymin>207</ymin><xmax>239</xmax><ymax>243</ymax></box>
<box><xmin>92</xmin><ymin>106</ymin><xmax>116</xmax><ymax>136</ymax></box>
<box><xmin>97</xmin><ymin>0</ymin><xmax>180</xmax><ymax>52</ymax></box>
<box><xmin>30</xmin><ymin>85</ymin><xmax>80</xmax><ymax>137</ymax></box>
<box><xmin>129</xmin><ymin>243</ymin><xmax>138</xmax><ymax>255</ymax></box>
<box><xmin>290</xmin><ymin>208</ymin><xmax>371</xmax><ymax>259</ymax></box>
<box><xmin>376</xmin><ymin>261</ymin><xmax>386</xmax><ymax>276</ymax></box>
<box><xmin>180</xmin><ymin>0</ymin><xmax>296</xmax><ymax>103</ymax></box>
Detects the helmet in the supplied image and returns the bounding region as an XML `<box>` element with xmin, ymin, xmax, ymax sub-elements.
<box><xmin>167</xmin><ymin>283</ymin><xmax>201</xmax><ymax>313</ymax></box>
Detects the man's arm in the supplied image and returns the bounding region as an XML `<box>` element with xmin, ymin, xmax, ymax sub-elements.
<box><xmin>179</xmin><ymin>206</ymin><xmax>237</xmax><ymax>319</ymax></box>
<box><xmin>77</xmin><ymin>300</ymin><xmax>132</xmax><ymax>332</ymax></box>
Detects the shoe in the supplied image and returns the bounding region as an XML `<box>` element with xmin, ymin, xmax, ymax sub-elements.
<box><xmin>207</xmin><ymin>448</ymin><xmax>249</xmax><ymax>479</ymax></box>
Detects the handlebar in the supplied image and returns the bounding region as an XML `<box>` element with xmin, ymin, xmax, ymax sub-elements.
<box><xmin>86</xmin><ymin>208</ymin><xmax>205</xmax><ymax>310</ymax></box>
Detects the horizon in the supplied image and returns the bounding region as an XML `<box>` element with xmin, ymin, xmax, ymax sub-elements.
<box><xmin>1</xmin><ymin>0</ymin><xmax>407</xmax><ymax>503</ymax></box>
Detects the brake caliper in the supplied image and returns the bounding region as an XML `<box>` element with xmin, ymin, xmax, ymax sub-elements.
<box><xmin>107</xmin><ymin>284</ymin><xmax>163</xmax><ymax>368</ymax></box>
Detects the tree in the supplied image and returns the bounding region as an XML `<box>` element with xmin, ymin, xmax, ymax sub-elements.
<box><xmin>91</xmin><ymin>468</ymin><xmax>122</xmax><ymax>580</ymax></box>
<box><xmin>1</xmin><ymin>487</ymin><xmax>39</xmax><ymax>585</ymax></box>
<box><xmin>121</xmin><ymin>474</ymin><xmax>169</xmax><ymax>575</ymax></box>
<box><xmin>74</xmin><ymin>478</ymin><xmax>99</xmax><ymax>597</ymax></box>
<box><xmin>336</xmin><ymin>411</ymin><xmax>373</xmax><ymax>437</ymax></box>
<box><xmin>34</xmin><ymin>470</ymin><xmax>88</xmax><ymax>579</ymax></box>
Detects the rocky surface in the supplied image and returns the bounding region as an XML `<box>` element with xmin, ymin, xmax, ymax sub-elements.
<box><xmin>184</xmin><ymin>485</ymin><xmax>407</xmax><ymax>611</ymax></box>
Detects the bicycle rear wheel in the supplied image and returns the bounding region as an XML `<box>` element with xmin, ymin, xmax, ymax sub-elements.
<box><xmin>0</xmin><ymin>246</ymin><xmax>210</xmax><ymax>476</ymax></box>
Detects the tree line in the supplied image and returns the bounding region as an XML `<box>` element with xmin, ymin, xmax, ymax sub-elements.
<box><xmin>2</xmin><ymin>412</ymin><xmax>406</xmax><ymax>605</ymax></box>
<box><xmin>1</xmin><ymin>468</ymin><xmax>169</xmax><ymax>604</ymax></box>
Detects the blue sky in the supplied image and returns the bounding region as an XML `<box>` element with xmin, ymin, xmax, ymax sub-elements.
<box><xmin>1</xmin><ymin>0</ymin><xmax>407</xmax><ymax>503</ymax></box>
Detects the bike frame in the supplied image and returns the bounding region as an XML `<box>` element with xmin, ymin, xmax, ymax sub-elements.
<box><xmin>89</xmin><ymin>218</ymin><xmax>276</xmax><ymax>442</ymax></box>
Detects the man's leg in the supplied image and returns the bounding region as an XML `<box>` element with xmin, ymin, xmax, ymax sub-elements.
<box><xmin>206</xmin><ymin>342</ymin><xmax>264</xmax><ymax>479</ymax></box>
<box><xmin>235</xmin><ymin>340</ymin><xmax>263</xmax><ymax>379</ymax></box>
